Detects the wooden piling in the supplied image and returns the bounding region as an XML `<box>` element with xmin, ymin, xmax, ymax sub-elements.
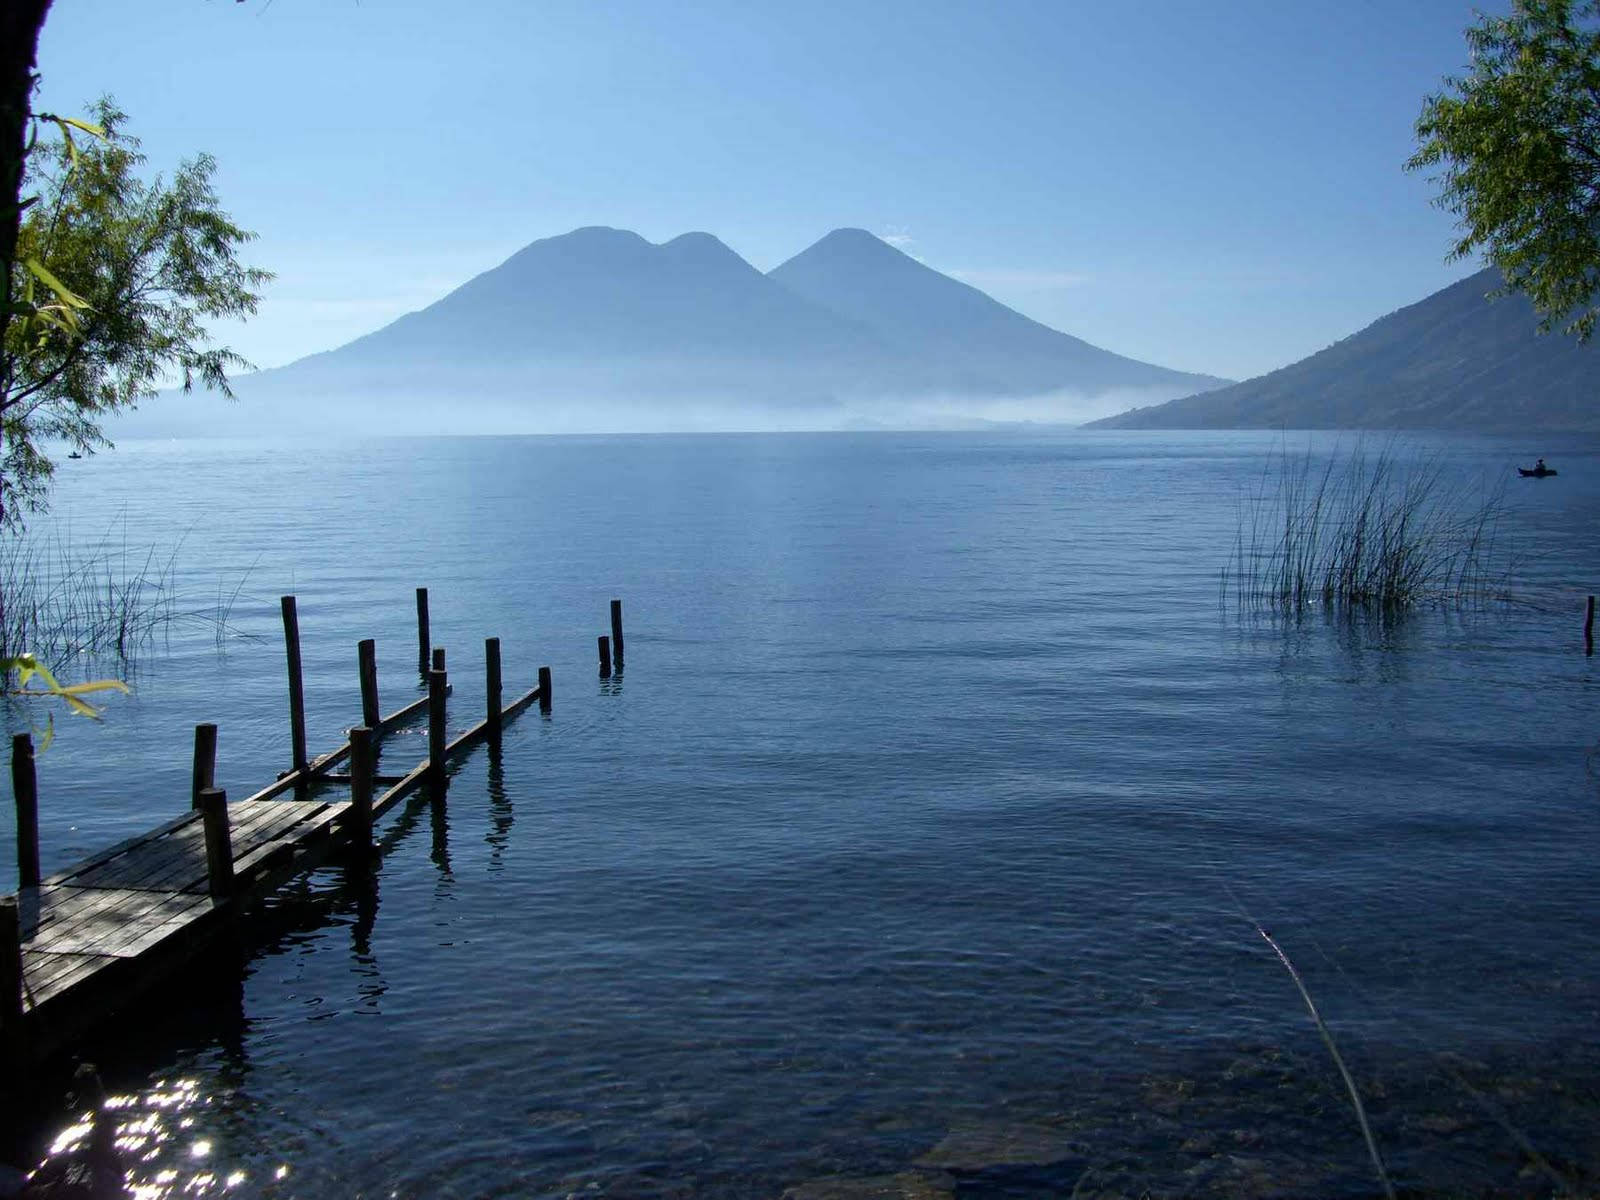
<box><xmin>0</xmin><ymin>897</ymin><xmax>20</xmax><ymax>1029</ymax></box>
<box><xmin>281</xmin><ymin>596</ymin><xmax>309</xmax><ymax>775</ymax></box>
<box><xmin>6</xmin><ymin>610</ymin><xmax>555</xmax><ymax>1058</ymax></box>
<box><xmin>358</xmin><ymin>638</ymin><xmax>380</xmax><ymax>729</ymax></box>
<box><xmin>432</xmin><ymin>646</ymin><xmax>446</xmax><ymax>673</ymax></box>
<box><xmin>1586</xmin><ymin>595</ymin><xmax>1595</xmax><ymax>655</ymax></box>
<box><xmin>486</xmin><ymin>637</ymin><xmax>503</xmax><ymax>742</ymax></box>
<box><xmin>348</xmin><ymin>726</ymin><xmax>375</xmax><ymax>850</ymax></box>
<box><xmin>428</xmin><ymin>667</ymin><xmax>448</xmax><ymax>784</ymax></box>
<box><xmin>416</xmin><ymin>588</ymin><xmax>431</xmax><ymax>676</ymax></box>
<box><xmin>191</xmin><ymin>724</ymin><xmax>218</xmax><ymax>812</ymax></box>
<box><xmin>610</xmin><ymin>598</ymin><xmax>625</xmax><ymax>669</ymax></box>
<box><xmin>11</xmin><ymin>734</ymin><xmax>38</xmax><ymax>890</ymax></box>
<box><xmin>198</xmin><ymin>787</ymin><xmax>235</xmax><ymax>899</ymax></box>
<box><xmin>598</xmin><ymin>635</ymin><xmax>612</xmax><ymax>678</ymax></box>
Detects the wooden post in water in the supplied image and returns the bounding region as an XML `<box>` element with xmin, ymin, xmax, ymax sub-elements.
<box><xmin>281</xmin><ymin>596</ymin><xmax>309</xmax><ymax>776</ymax></box>
<box><xmin>190</xmin><ymin>724</ymin><xmax>218</xmax><ymax>812</ymax></box>
<box><xmin>598</xmin><ymin>635</ymin><xmax>612</xmax><ymax>678</ymax></box>
<box><xmin>485</xmin><ymin>637</ymin><xmax>502</xmax><ymax>744</ymax></box>
<box><xmin>416</xmin><ymin>588</ymin><xmax>431</xmax><ymax>677</ymax></box>
<box><xmin>11</xmin><ymin>734</ymin><xmax>38</xmax><ymax>890</ymax></box>
<box><xmin>538</xmin><ymin>665</ymin><xmax>553</xmax><ymax>712</ymax></box>
<box><xmin>358</xmin><ymin>639</ymin><xmax>380</xmax><ymax>729</ymax></box>
<box><xmin>348</xmin><ymin>726</ymin><xmax>374</xmax><ymax>851</ymax></box>
<box><xmin>610</xmin><ymin>599</ymin><xmax>624</xmax><ymax>669</ymax></box>
<box><xmin>1586</xmin><ymin>595</ymin><xmax>1595</xmax><ymax>656</ymax></box>
<box><xmin>428</xmin><ymin>667</ymin><xmax>448</xmax><ymax>786</ymax></box>
<box><xmin>432</xmin><ymin>646</ymin><xmax>446</xmax><ymax>674</ymax></box>
<box><xmin>198</xmin><ymin>787</ymin><xmax>235</xmax><ymax>899</ymax></box>
<box><xmin>0</xmin><ymin>897</ymin><xmax>20</xmax><ymax>1029</ymax></box>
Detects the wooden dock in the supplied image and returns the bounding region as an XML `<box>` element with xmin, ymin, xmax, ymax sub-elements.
<box><xmin>1</xmin><ymin>589</ymin><xmax>601</xmax><ymax>1067</ymax></box>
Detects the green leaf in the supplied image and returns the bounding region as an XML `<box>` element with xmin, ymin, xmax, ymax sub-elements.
<box><xmin>61</xmin><ymin>694</ymin><xmax>102</xmax><ymax>719</ymax></box>
<box><xmin>54</xmin><ymin>116</ymin><xmax>107</xmax><ymax>139</ymax></box>
<box><xmin>24</xmin><ymin>259</ymin><xmax>92</xmax><ymax>309</ymax></box>
<box><xmin>3</xmin><ymin>655</ymin><xmax>129</xmax><ymax>722</ymax></box>
<box><xmin>60</xmin><ymin>680</ymin><xmax>133</xmax><ymax>697</ymax></box>
<box><xmin>3</xmin><ymin>653</ymin><xmax>43</xmax><ymax>689</ymax></box>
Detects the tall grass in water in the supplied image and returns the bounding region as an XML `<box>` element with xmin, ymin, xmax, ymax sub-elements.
<box><xmin>1224</xmin><ymin>443</ymin><xmax>1512</xmax><ymax>613</ymax></box>
<box><xmin>0</xmin><ymin>520</ymin><xmax>252</xmax><ymax>669</ymax></box>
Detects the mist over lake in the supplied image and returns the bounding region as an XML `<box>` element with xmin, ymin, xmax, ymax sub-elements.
<box><xmin>5</xmin><ymin>429</ymin><xmax>1598</xmax><ymax>1198</ymax></box>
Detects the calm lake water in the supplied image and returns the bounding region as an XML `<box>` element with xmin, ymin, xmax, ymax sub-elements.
<box><xmin>3</xmin><ymin>429</ymin><xmax>1599</xmax><ymax>1198</ymax></box>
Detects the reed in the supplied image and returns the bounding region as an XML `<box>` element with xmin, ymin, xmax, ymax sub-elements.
<box><xmin>1224</xmin><ymin>442</ymin><xmax>1512</xmax><ymax>613</ymax></box>
<box><xmin>0</xmin><ymin>518</ymin><xmax>254</xmax><ymax>669</ymax></box>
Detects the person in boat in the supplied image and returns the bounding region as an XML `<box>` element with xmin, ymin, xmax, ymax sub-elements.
<box><xmin>1536</xmin><ymin>458</ymin><xmax>1547</xmax><ymax>472</ymax></box>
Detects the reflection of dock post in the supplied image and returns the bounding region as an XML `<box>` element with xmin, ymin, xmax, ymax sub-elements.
<box><xmin>199</xmin><ymin>787</ymin><xmax>235</xmax><ymax>899</ymax></box>
<box><xmin>358</xmin><ymin>639</ymin><xmax>380</xmax><ymax>729</ymax></box>
<box><xmin>349</xmin><ymin>726</ymin><xmax>375</xmax><ymax>851</ymax></box>
<box><xmin>1586</xmin><ymin>595</ymin><xmax>1595</xmax><ymax>655</ymax></box>
<box><xmin>610</xmin><ymin>599</ymin><xmax>624</xmax><ymax>669</ymax></box>
<box><xmin>0</xmin><ymin>897</ymin><xmax>21</xmax><ymax>1030</ymax></box>
<box><xmin>281</xmin><ymin>596</ymin><xmax>309</xmax><ymax>776</ymax></box>
<box><xmin>191</xmin><ymin>724</ymin><xmax>217</xmax><ymax>812</ymax></box>
<box><xmin>538</xmin><ymin>666</ymin><xmax>552</xmax><ymax>712</ymax></box>
<box><xmin>486</xmin><ymin>638</ymin><xmax>503</xmax><ymax>745</ymax></box>
<box><xmin>12</xmin><ymin>734</ymin><xmax>38</xmax><ymax>890</ymax></box>
<box><xmin>598</xmin><ymin>635</ymin><xmax>612</xmax><ymax>678</ymax></box>
<box><xmin>416</xmin><ymin>588</ymin><xmax>431</xmax><ymax>677</ymax></box>
<box><xmin>428</xmin><ymin>662</ymin><xmax>448</xmax><ymax>786</ymax></box>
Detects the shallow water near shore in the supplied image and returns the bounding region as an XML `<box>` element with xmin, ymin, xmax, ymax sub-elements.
<box><xmin>4</xmin><ymin>428</ymin><xmax>1599</xmax><ymax>1198</ymax></box>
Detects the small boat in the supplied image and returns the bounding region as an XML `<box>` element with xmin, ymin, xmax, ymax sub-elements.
<box><xmin>1518</xmin><ymin>465</ymin><xmax>1557</xmax><ymax>477</ymax></box>
<box><xmin>66</xmin><ymin>452</ymin><xmax>82</xmax><ymax>460</ymax></box>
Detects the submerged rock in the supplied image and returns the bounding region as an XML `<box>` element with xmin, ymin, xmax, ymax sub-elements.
<box><xmin>780</xmin><ymin>1170</ymin><xmax>956</xmax><ymax>1199</ymax></box>
<box><xmin>914</xmin><ymin>1118</ymin><xmax>1086</xmax><ymax>1169</ymax></box>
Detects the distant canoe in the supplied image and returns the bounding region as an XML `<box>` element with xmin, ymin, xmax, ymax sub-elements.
<box><xmin>67</xmin><ymin>451</ymin><xmax>83</xmax><ymax>459</ymax></box>
<box><xmin>1518</xmin><ymin>466</ymin><xmax>1557</xmax><ymax>477</ymax></box>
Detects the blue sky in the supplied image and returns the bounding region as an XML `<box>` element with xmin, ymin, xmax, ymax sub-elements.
<box><xmin>38</xmin><ymin>0</ymin><xmax>1502</xmax><ymax>382</ymax></box>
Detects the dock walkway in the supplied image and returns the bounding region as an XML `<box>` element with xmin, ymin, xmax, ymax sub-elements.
<box><xmin>3</xmin><ymin>588</ymin><xmax>580</xmax><ymax>1067</ymax></box>
<box><xmin>20</xmin><ymin>796</ymin><xmax>346</xmax><ymax>1018</ymax></box>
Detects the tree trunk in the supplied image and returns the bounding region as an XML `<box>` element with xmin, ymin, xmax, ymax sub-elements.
<box><xmin>1</xmin><ymin>0</ymin><xmax>51</xmax><ymax>377</ymax></box>
<box><xmin>0</xmin><ymin>0</ymin><xmax>52</xmax><ymax>608</ymax></box>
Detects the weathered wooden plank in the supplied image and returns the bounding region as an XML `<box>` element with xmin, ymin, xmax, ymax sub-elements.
<box><xmin>370</xmin><ymin>761</ymin><xmax>431</xmax><ymax>821</ymax></box>
<box><xmin>239</xmin><ymin>689</ymin><xmax>448</xmax><ymax>804</ymax></box>
<box><xmin>17</xmin><ymin>883</ymin><xmax>135</xmax><ymax>942</ymax></box>
<box><xmin>68</xmin><ymin>826</ymin><xmax>206</xmax><ymax>893</ymax></box>
<box><xmin>232</xmin><ymin>840</ymin><xmax>295</xmax><ymax>886</ymax></box>
<box><xmin>28</xmin><ymin>887</ymin><xmax>185</xmax><ymax>952</ymax></box>
<box><xmin>23</xmin><ymin>952</ymin><xmax>115</xmax><ymax>1009</ymax></box>
<box><xmin>42</xmin><ymin>810</ymin><xmax>198</xmax><ymax>887</ymax></box>
<box><xmin>26</xmin><ymin>888</ymin><xmax>208</xmax><ymax>957</ymax></box>
<box><xmin>235</xmin><ymin>801</ymin><xmax>345</xmax><ymax>852</ymax></box>
<box><xmin>229</xmin><ymin>800</ymin><xmax>338</xmax><ymax>851</ymax></box>
<box><xmin>90</xmin><ymin>895</ymin><xmax>215</xmax><ymax>959</ymax></box>
<box><xmin>62</xmin><ymin>800</ymin><xmax>338</xmax><ymax>896</ymax></box>
<box><xmin>55</xmin><ymin>902</ymin><xmax>212</xmax><ymax>964</ymax></box>
<box><xmin>23</xmin><ymin>948</ymin><xmax>99</xmax><ymax>995</ymax></box>
<box><xmin>367</xmin><ymin>680</ymin><xmax>544</xmax><ymax>819</ymax></box>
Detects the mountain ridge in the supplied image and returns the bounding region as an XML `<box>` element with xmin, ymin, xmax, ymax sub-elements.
<box><xmin>112</xmin><ymin>226</ymin><xmax>1230</xmax><ymax>437</ymax></box>
<box><xmin>1086</xmin><ymin>267</ymin><xmax>1600</xmax><ymax>433</ymax></box>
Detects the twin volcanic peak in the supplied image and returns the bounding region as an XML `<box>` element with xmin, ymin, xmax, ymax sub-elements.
<box><xmin>334</xmin><ymin>225</ymin><xmax>1224</xmax><ymax>392</ymax></box>
<box><xmin>339</xmin><ymin>226</ymin><xmax>884</xmax><ymax>365</ymax></box>
<box><xmin>121</xmin><ymin>226</ymin><xmax>1227</xmax><ymax>436</ymax></box>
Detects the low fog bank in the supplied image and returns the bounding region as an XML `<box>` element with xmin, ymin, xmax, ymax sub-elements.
<box><xmin>106</xmin><ymin>368</ymin><xmax>1191</xmax><ymax>440</ymax></box>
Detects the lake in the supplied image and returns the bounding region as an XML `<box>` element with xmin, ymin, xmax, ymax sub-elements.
<box><xmin>3</xmin><ymin>429</ymin><xmax>1599</xmax><ymax>1198</ymax></box>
